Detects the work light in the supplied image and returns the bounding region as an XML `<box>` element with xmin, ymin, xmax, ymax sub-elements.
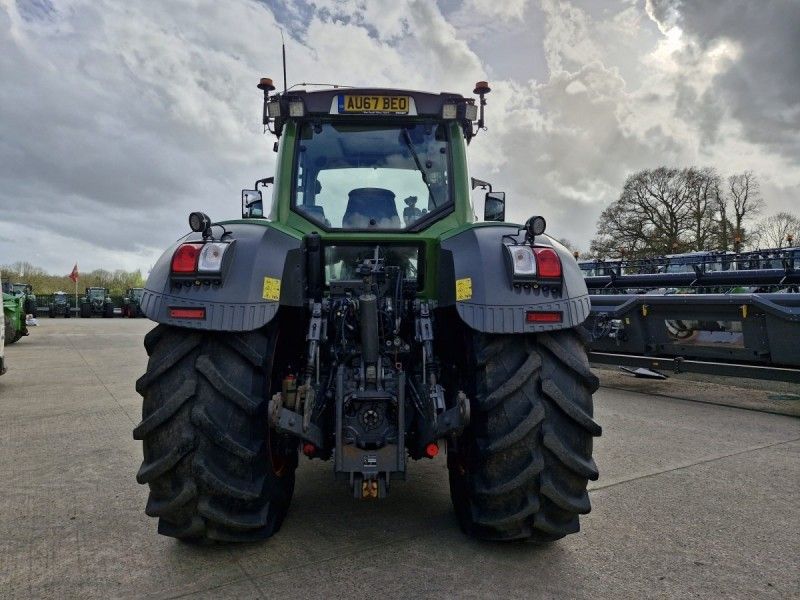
<box><xmin>188</xmin><ymin>212</ymin><xmax>211</xmax><ymax>234</ymax></box>
<box><xmin>267</xmin><ymin>100</ymin><xmax>282</xmax><ymax>118</ymax></box>
<box><xmin>442</xmin><ymin>103</ymin><xmax>458</xmax><ymax>119</ymax></box>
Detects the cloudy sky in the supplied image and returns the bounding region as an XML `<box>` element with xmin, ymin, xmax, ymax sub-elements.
<box><xmin>1</xmin><ymin>0</ymin><xmax>798</xmax><ymax>275</ymax></box>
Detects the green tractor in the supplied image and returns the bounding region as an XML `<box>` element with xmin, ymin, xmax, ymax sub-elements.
<box><xmin>49</xmin><ymin>291</ymin><xmax>73</xmax><ymax>318</ymax></box>
<box><xmin>122</xmin><ymin>287</ymin><xmax>145</xmax><ymax>318</ymax></box>
<box><xmin>134</xmin><ymin>80</ymin><xmax>600</xmax><ymax>544</ymax></box>
<box><xmin>79</xmin><ymin>287</ymin><xmax>114</xmax><ymax>318</ymax></box>
<box><xmin>10</xmin><ymin>283</ymin><xmax>37</xmax><ymax>315</ymax></box>
<box><xmin>2</xmin><ymin>281</ymin><xmax>28</xmax><ymax>344</ymax></box>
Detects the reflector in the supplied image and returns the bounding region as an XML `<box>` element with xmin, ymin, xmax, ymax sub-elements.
<box><xmin>425</xmin><ymin>443</ymin><xmax>439</xmax><ymax>458</ymax></box>
<box><xmin>526</xmin><ymin>311</ymin><xmax>562</xmax><ymax>323</ymax></box>
<box><xmin>169</xmin><ymin>307</ymin><xmax>206</xmax><ymax>319</ymax></box>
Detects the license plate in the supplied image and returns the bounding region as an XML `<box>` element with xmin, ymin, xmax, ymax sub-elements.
<box><xmin>338</xmin><ymin>95</ymin><xmax>409</xmax><ymax>114</ymax></box>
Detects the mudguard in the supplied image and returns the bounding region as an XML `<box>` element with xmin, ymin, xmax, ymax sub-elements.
<box><xmin>141</xmin><ymin>224</ymin><xmax>303</xmax><ymax>331</ymax></box>
<box><xmin>438</xmin><ymin>224</ymin><xmax>591</xmax><ymax>333</ymax></box>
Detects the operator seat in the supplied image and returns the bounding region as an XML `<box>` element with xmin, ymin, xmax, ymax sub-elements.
<box><xmin>342</xmin><ymin>188</ymin><xmax>400</xmax><ymax>228</ymax></box>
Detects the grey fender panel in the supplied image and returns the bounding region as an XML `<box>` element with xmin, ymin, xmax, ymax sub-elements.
<box><xmin>439</xmin><ymin>225</ymin><xmax>590</xmax><ymax>333</ymax></box>
<box><xmin>142</xmin><ymin>224</ymin><xmax>303</xmax><ymax>331</ymax></box>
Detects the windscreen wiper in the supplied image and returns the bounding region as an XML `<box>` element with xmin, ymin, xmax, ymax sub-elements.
<box><xmin>402</xmin><ymin>128</ymin><xmax>436</xmax><ymax>207</ymax></box>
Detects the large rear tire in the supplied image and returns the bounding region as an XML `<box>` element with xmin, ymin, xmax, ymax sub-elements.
<box><xmin>448</xmin><ymin>329</ymin><xmax>601</xmax><ymax>542</ymax></box>
<box><xmin>134</xmin><ymin>324</ymin><xmax>297</xmax><ymax>542</ymax></box>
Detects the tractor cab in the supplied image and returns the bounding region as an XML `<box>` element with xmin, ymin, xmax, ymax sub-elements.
<box><xmin>11</xmin><ymin>283</ymin><xmax>32</xmax><ymax>295</ymax></box>
<box><xmin>10</xmin><ymin>283</ymin><xmax>36</xmax><ymax>315</ymax></box>
<box><xmin>86</xmin><ymin>287</ymin><xmax>107</xmax><ymax>305</ymax></box>
<box><xmin>240</xmin><ymin>84</ymin><xmax>501</xmax><ymax>233</ymax></box>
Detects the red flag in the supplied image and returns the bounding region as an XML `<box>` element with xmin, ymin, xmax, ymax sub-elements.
<box><xmin>68</xmin><ymin>264</ymin><xmax>79</xmax><ymax>283</ymax></box>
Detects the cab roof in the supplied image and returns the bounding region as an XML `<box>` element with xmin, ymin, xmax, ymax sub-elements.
<box><xmin>287</xmin><ymin>87</ymin><xmax>469</xmax><ymax>117</ymax></box>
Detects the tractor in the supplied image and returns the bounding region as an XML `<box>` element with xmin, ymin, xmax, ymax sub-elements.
<box><xmin>134</xmin><ymin>80</ymin><xmax>600</xmax><ymax>544</ymax></box>
<box><xmin>2</xmin><ymin>281</ymin><xmax>28</xmax><ymax>344</ymax></box>
<box><xmin>49</xmin><ymin>291</ymin><xmax>73</xmax><ymax>318</ymax></box>
<box><xmin>10</xmin><ymin>283</ymin><xmax>37</xmax><ymax>315</ymax></box>
<box><xmin>80</xmin><ymin>287</ymin><xmax>114</xmax><ymax>318</ymax></box>
<box><xmin>122</xmin><ymin>287</ymin><xmax>145</xmax><ymax>318</ymax></box>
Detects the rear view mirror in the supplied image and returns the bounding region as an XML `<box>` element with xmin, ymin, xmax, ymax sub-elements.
<box><xmin>242</xmin><ymin>189</ymin><xmax>263</xmax><ymax>218</ymax></box>
<box><xmin>484</xmin><ymin>191</ymin><xmax>505</xmax><ymax>222</ymax></box>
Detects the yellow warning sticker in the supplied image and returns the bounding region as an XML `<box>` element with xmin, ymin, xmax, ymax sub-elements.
<box><xmin>262</xmin><ymin>277</ymin><xmax>281</xmax><ymax>301</ymax></box>
<box><xmin>455</xmin><ymin>277</ymin><xmax>472</xmax><ymax>301</ymax></box>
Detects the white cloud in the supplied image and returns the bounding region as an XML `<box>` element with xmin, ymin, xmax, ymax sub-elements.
<box><xmin>465</xmin><ymin>0</ymin><xmax>529</xmax><ymax>21</ymax></box>
<box><xmin>0</xmin><ymin>0</ymin><xmax>797</xmax><ymax>273</ymax></box>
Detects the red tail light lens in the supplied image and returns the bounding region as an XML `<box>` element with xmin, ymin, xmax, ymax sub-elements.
<box><xmin>533</xmin><ymin>247</ymin><xmax>562</xmax><ymax>278</ymax></box>
<box><xmin>526</xmin><ymin>311</ymin><xmax>562</xmax><ymax>323</ymax></box>
<box><xmin>171</xmin><ymin>243</ymin><xmax>203</xmax><ymax>273</ymax></box>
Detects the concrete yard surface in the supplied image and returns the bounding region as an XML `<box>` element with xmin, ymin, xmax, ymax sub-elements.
<box><xmin>0</xmin><ymin>319</ymin><xmax>798</xmax><ymax>599</ymax></box>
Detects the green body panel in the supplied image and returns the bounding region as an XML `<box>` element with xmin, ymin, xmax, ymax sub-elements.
<box><xmin>3</xmin><ymin>292</ymin><xmax>26</xmax><ymax>340</ymax></box>
<box><xmin>221</xmin><ymin>121</ymin><xmax>475</xmax><ymax>298</ymax></box>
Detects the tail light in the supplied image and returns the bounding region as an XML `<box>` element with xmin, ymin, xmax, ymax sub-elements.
<box><xmin>503</xmin><ymin>244</ymin><xmax>563</xmax><ymax>284</ymax></box>
<box><xmin>171</xmin><ymin>242</ymin><xmax>231</xmax><ymax>278</ymax></box>
<box><xmin>171</xmin><ymin>243</ymin><xmax>203</xmax><ymax>273</ymax></box>
<box><xmin>197</xmin><ymin>243</ymin><xmax>229</xmax><ymax>272</ymax></box>
<box><xmin>533</xmin><ymin>247</ymin><xmax>562</xmax><ymax>279</ymax></box>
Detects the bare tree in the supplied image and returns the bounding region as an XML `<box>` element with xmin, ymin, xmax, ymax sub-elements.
<box><xmin>727</xmin><ymin>171</ymin><xmax>763</xmax><ymax>251</ymax></box>
<box><xmin>686</xmin><ymin>167</ymin><xmax>720</xmax><ymax>251</ymax></box>
<box><xmin>591</xmin><ymin>168</ymin><xmax>770</xmax><ymax>258</ymax></box>
<box><xmin>591</xmin><ymin>167</ymin><xmax>695</xmax><ymax>258</ymax></box>
<box><xmin>752</xmin><ymin>212</ymin><xmax>800</xmax><ymax>249</ymax></box>
<box><xmin>714</xmin><ymin>176</ymin><xmax>731</xmax><ymax>251</ymax></box>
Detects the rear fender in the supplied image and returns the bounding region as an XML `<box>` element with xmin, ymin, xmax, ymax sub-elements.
<box><xmin>438</xmin><ymin>225</ymin><xmax>590</xmax><ymax>333</ymax></box>
<box><xmin>142</xmin><ymin>224</ymin><xmax>303</xmax><ymax>331</ymax></box>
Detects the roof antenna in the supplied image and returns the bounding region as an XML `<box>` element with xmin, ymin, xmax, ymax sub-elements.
<box><xmin>281</xmin><ymin>29</ymin><xmax>287</xmax><ymax>93</ymax></box>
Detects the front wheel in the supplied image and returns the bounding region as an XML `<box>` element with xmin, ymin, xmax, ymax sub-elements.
<box><xmin>448</xmin><ymin>329</ymin><xmax>601</xmax><ymax>542</ymax></box>
<box><xmin>134</xmin><ymin>324</ymin><xmax>297</xmax><ymax>542</ymax></box>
